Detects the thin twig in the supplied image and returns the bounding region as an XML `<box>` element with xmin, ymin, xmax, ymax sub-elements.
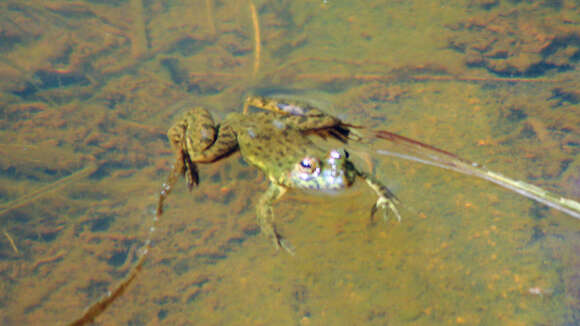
<box><xmin>0</xmin><ymin>163</ymin><xmax>98</xmax><ymax>217</ymax></box>
<box><xmin>3</xmin><ymin>229</ymin><xmax>19</xmax><ymax>254</ymax></box>
<box><xmin>205</xmin><ymin>0</ymin><xmax>216</xmax><ymax>36</ymax></box>
<box><xmin>249</xmin><ymin>0</ymin><xmax>261</xmax><ymax>78</ymax></box>
<box><xmin>67</xmin><ymin>154</ymin><xmax>183</xmax><ymax>326</ymax></box>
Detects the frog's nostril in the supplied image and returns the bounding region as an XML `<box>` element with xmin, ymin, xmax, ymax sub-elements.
<box><xmin>329</xmin><ymin>150</ymin><xmax>341</xmax><ymax>159</ymax></box>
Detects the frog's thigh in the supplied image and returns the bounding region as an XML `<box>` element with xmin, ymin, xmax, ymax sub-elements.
<box><xmin>256</xmin><ymin>183</ymin><xmax>287</xmax><ymax>247</ymax></box>
<box><xmin>245</xmin><ymin>96</ymin><xmax>344</xmax><ymax>132</ymax></box>
<box><xmin>189</xmin><ymin>124</ymin><xmax>238</xmax><ymax>163</ymax></box>
<box><xmin>282</xmin><ymin>114</ymin><xmax>341</xmax><ymax>131</ymax></box>
<box><xmin>183</xmin><ymin>107</ymin><xmax>217</xmax><ymax>153</ymax></box>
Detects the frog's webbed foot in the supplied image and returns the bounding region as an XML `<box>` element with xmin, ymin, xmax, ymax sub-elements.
<box><xmin>371</xmin><ymin>193</ymin><xmax>402</xmax><ymax>223</ymax></box>
<box><xmin>257</xmin><ymin>184</ymin><xmax>295</xmax><ymax>255</ymax></box>
<box><xmin>358</xmin><ymin>170</ymin><xmax>402</xmax><ymax>223</ymax></box>
<box><xmin>278</xmin><ymin>237</ymin><xmax>295</xmax><ymax>255</ymax></box>
<box><xmin>168</xmin><ymin>119</ymin><xmax>200</xmax><ymax>191</ymax></box>
<box><xmin>182</xmin><ymin>152</ymin><xmax>199</xmax><ymax>191</ymax></box>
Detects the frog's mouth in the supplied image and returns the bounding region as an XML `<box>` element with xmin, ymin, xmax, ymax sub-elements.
<box><xmin>290</xmin><ymin>149</ymin><xmax>356</xmax><ymax>192</ymax></box>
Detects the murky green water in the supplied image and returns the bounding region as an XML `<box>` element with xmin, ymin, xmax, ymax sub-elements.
<box><xmin>0</xmin><ymin>0</ymin><xmax>578</xmax><ymax>325</ymax></box>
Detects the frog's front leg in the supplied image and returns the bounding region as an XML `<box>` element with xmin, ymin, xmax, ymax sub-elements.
<box><xmin>257</xmin><ymin>183</ymin><xmax>295</xmax><ymax>255</ymax></box>
<box><xmin>357</xmin><ymin>169</ymin><xmax>402</xmax><ymax>223</ymax></box>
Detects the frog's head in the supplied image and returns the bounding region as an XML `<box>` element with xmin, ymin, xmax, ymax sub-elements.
<box><xmin>289</xmin><ymin>149</ymin><xmax>356</xmax><ymax>192</ymax></box>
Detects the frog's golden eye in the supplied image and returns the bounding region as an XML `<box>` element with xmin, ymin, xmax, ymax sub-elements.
<box><xmin>299</xmin><ymin>157</ymin><xmax>319</xmax><ymax>174</ymax></box>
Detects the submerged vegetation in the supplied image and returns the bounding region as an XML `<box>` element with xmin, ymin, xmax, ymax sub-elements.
<box><xmin>0</xmin><ymin>0</ymin><xmax>578</xmax><ymax>325</ymax></box>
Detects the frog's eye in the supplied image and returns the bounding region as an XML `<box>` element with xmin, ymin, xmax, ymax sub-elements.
<box><xmin>299</xmin><ymin>157</ymin><xmax>319</xmax><ymax>174</ymax></box>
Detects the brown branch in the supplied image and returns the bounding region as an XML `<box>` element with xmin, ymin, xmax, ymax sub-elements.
<box><xmin>67</xmin><ymin>154</ymin><xmax>184</xmax><ymax>326</ymax></box>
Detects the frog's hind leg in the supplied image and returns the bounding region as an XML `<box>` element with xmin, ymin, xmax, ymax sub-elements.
<box><xmin>357</xmin><ymin>169</ymin><xmax>402</xmax><ymax>223</ymax></box>
<box><xmin>168</xmin><ymin>107</ymin><xmax>217</xmax><ymax>154</ymax></box>
<box><xmin>167</xmin><ymin>107</ymin><xmax>237</xmax><ymax>190</ymax></box>
<box><xmin>168</xmin><ymin>118</ymin><xmax>200</xmax><ymax>190</ymax></box>
<box><xmin>244</xmin><ymin>96</ymin><xmax>285</xmax><ymax>115</ymax></box>
<box><xmin>244</xmin><ymin>96</ymin><xmax>361</xmax><ymax>142</ymax></box>
<box><xmin>257</xmin><ymin>183</ymin><xmax>295</xmax><ymax>255</ymax></box>
<box><xmin>182</xmin><ymin>151</ymin><xmax>199</xmax><ymax>191</ymax></box>
<box><xmin>244</xmin><ymin>95</ymin><xmax>333</xmax><ymax>119</ymax></box>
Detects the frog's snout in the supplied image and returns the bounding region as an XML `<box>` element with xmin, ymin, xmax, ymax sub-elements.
<box><xmin>327</xmin><ymin>149</ymin><xmax>349</xmax><ymax>177</ymax></box>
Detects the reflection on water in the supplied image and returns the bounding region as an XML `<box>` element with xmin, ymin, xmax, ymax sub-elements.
<box><xmin>0</xmin><ymin>0</ymin><xmax>578</xmax><ymax>325</ymax></box>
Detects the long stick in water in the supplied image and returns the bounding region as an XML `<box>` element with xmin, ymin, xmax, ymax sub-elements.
<box><xmin>371</xmin><ymin>130</ymin><xmax>580</xmax><ymax>220</ymax></box>
<box><xmin>67</xmin><ymin>157</ymin><xmax>183</xmax><ymax>326</ymax></box>
<box><xmin>67</xmin><ymin>126</ymin><xmax>579</xmax><ymax>324</ymax></box>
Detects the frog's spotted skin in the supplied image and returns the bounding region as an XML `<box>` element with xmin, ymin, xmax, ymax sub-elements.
<box><xmin>168</xmin><ymin>96</ymin><xmax>401</xmax><ymax>254</ymax></box>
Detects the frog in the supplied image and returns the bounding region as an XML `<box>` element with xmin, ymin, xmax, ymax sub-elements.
<box><xmin>167</xmin><ymin>96</ymin><xmax>401</xmax><ymax>255</ymax></box>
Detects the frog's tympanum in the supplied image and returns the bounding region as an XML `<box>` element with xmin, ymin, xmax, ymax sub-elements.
<box><xmin>167</xmin><ymin>96</ymin><xmax>401</xmax><ymax>254</ymax></box>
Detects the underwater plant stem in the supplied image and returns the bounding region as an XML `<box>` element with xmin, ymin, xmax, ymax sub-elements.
<box><xmin>249</xmin><ymin>0</ymin><xmax>261</xmax><ymax>78</ymax></box>
<box><xmin>373</xmin><ymin>130</ymin><xmax>580</xmax><ymax>220</ymax></box>
<box><xmin>3</xmin><ymin>229</ymin><xmax>19</xmax><ymax>254</ymax></box>
<box><xmin>67</xmin><ymin>155</ymin><xmax>183</xmax><ymax>326</ymax></box>
<box><xmin>0</xmin><ymin>163</ymin><xmax>98</xmax><ymax>217</ymax></box>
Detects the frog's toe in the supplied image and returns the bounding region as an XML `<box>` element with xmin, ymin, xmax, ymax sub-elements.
<box><xmin>273</xmin><ymin>234</ymin><xmax>295</xmax><ymax>256</ymax></box>
<box><xmin>387</xmin><ymin>200</ymin><xmax>402</xmax><ymax>222</ymax></box>
<box><xmin>272</xmin><ymin>233</ymin><xmax>295</xmax><ymax>256</ymax></box>
<box><xmin>371</xmin><ymin>197</ymin><xmax>402</xmax><ymax>223</ymax></box>
<box><xmin>279</xmin><ymin>237</ymin><xmax>296</xmax><ymax>256</ymax></box>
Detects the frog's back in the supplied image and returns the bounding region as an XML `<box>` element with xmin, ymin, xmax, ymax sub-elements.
<box><xmin>228</xmin><ymin>112</ymin><xmax>315</xmax><ymax>183</ymax></box>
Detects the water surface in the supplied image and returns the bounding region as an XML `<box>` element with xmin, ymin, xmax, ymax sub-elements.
<box><xmin>0</xmin><ymin>0</ymin><xmax>578</xmax><ymax>325</ymax></box>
